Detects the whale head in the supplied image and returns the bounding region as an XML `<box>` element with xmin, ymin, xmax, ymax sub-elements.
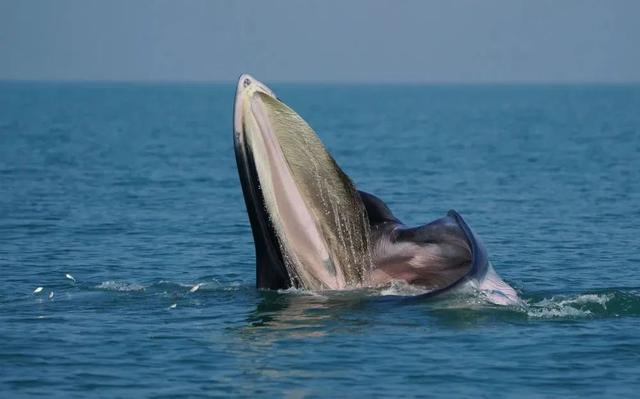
<box><xmin>233</xmin><ymin>74</ymin><xmax>372</xmax><ymax>290</ymax></box>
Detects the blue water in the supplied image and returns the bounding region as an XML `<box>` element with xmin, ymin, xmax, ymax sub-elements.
<box><xmin>1</xmin><ymin>82</ymin><xmax>640</xmax><ymax>398</ymax></box>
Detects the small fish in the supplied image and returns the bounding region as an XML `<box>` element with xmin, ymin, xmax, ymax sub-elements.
<box><xmin>65</xmin><ymin>273</ymin><xmax>76</xmax><ymax>283</ymax></box>
<box><xmin>169</xmin><ymin>303</ymin><xmax>177</xmax><ymax>309</ymax></box>
<box><xmin>189</xmin><ymin>283</ymin><xmax>202</xmax><ymax>293</ymax></box>
<box><xmin>49</xmin><ymin>291</ymin><xmax>54</xmax><ymax>299</ymax></box>
<box><xmin>33</xmin><ymin>287</ymin><xmax>43</xmax><ymax>294</ymax></box>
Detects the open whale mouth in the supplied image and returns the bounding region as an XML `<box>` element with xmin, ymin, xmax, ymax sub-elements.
<box><xmin>233</xmin><ymin>74</ymin><xmax>520</xmax><ymax>305</ymax></box>
<box><xmin>233</xmin><ymin>74</ymin><xmax>372</xmax><ymax>291</ymax></box>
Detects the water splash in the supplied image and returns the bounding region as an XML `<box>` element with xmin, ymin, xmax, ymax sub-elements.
<box><xmin>378</xmin><ymin>280</ymin><xmax>432</xmax><ymax>297</ymax></box>
<box><xmin>43</xmin><ymin>277</ymin><xmax>640</xmax><ymax>321</ymax></box>
<box><xmin>95</xmin><ymin>280</ymin><xmax>145</xmax><ymax>292</ymax></box>
<box><xmin>524</xmin><ymin>290</ymin><xmax>640</xmax><ymax>319</ymax></box>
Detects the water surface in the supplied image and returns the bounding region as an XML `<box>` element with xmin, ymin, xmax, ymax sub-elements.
<box><xmin>1</xmin><ymin>82</ymin><xmax>639</xmax><ymax>397</ymax></box>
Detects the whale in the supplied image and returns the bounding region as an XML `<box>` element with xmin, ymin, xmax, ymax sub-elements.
<box><xmin>233</xmin><ymin>74</ymin><xmax>519</xmax><ymax>305</ymax></box>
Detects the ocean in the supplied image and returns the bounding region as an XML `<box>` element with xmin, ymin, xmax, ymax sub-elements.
<box><xmin>1</xmin><ymin>81</ymin><xmax>639</xmax><ymax>398</ymax></box>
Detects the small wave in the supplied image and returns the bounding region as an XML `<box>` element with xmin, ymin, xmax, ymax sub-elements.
<box><xmin>527</xmin><ymin>305</ymin><xmax>593</xmax><ymax>319</ymax></box>
<box><xmin>536</xmin><ymin>293</ymin><xmax>613</xmax><ymax>308</ymax></box>
<box><xmin>525</xmin><ymin>290</ymin><xmax>639</xmax><ymax>319</ymax></box>
<box><xmin>95</xmin><ymin>281</ymin><xmax>145</xmax><ymax>292</ymax></box>
<box><xmin>276</xmin><ymin>287</ymin><xmax>326</xmax><ymax>297</ymax></box>
<box><xmin>378</xmin><ymin>280</ymin><xmax>431</xmax><ymax>297</ymax></box>
<box><xmin>148</xmin><ymin>279</ymin><xmax>244</xmax><ymax>292</ymax></box>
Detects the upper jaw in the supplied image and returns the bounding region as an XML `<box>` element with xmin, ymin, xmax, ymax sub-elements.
<box><xmin>234</xmin><ymin>74</ymin><xmax>277</xmax><ymax>139</ymax></box>
<box><xmin>236</xmin><ymin>74</ymin><xmax>277</xmax><ymax>98</ymax></box>
<box><xmin>232</xmin><ymin>74</ymin><xmax>291</xmax><ymax>289</ymax></box>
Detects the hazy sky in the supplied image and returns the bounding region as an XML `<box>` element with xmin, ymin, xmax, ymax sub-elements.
<box><xmin>1</xmin><ymin>0</ymin><xmax>638</xmax><ymax>83</ymax></box>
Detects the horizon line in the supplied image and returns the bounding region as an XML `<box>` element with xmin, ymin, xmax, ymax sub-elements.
<box><xmin>1</xmin><ymin>77</ymin><xmax>640</xmax><ymax>86</ymax></box>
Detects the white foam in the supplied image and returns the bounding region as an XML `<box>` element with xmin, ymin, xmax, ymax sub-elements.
<box><xmin>379</xmin><ymin>280</ymin><xmax>431</xmax><ymax>297</ymax></box>
<box><xmin>222</xmin><ymin>281</ymin><xmax>244</xmax><ymax>291</ymax></box>
<box><xmin>276</xmin><ymin>287</ymin><xmax>325</xmax><ymax>297</ymax></box>
<box><xmin>535</xmin><ymin>293</ymin><xmax>612</xmax><ymax>308</ymax></box>
<box><xmin>527</xmin><ymin>306</ymin><xmax>592</xmax><ymax>318</ymax></box>
<box><xmin>95</xmin><ymin>281</ymin><xmax>145</xmax><ymax>292</ymax></box>
<box><xmin>526</xmin><ymin>293</ymin><xmax>612</xmax><ymax>319</ymax></box>
<box><xmin>561</xmin><ymin>293</ymin><xmax>612</xmax><ymax>307</ymax></box>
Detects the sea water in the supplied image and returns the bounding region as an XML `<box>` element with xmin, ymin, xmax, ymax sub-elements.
<box><xmin>1</xmin><ymin>82</ymin><xmax>639</xmax><ymax>397</ymax></box>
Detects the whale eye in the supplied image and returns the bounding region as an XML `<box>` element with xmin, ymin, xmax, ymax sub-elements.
<box><xmin>243</xmin><ymin>78</ymin><xmax>251</xmax><ymax>88</ymax></box>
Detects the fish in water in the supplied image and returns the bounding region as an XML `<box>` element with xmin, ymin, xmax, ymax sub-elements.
<box><xmin>233</xmin><ymin>74</ymin><xmax>519</xmax><ymax>305</ymax></box>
